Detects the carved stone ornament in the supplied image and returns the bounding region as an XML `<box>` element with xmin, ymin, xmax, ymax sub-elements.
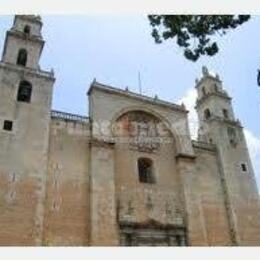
<box><xmin>202</xmin><ymin>66</ymin><xmax>209</xmax><ymax>76</ymax></box>
<box><xmin>116</xmin><ymin>111</ymin><xmax>164</xmax><ymax>153</ymax></box>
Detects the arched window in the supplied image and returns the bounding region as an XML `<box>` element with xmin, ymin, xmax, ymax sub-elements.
<box><xmin>16</xmin><ymin>49</ymin><xmax>27</xmax><ymax>66</ymax></box>
<box><xmin>214</xmin><ymin>83</ymin><xmax>218</xmax><ymax>92</ymax></box>
<box><xmin>227</xmin><ymin>127</ymin><xmax>237</xmax><ymax>146</ymax></box>
<box><xmin>138</xmin><ymin>158</ymin><xmax>155</xmax><ymax>184</ymax></box>
<box><xmin>223</xmin><ymin>109</ymin><xmax>229</xmax><ymax>119</ymax></box>
<box><xmin>202</xmin><ymin>86</ymin><xmax>206</xmax><ymax>96</ymax></box>
<box><xmin>23</xmin><ymin>25</ymin><xmax>31</xmax><ymax>35</ymax></box>
<box><xmin>17</xmin><ymin>81</ymin><xmax>32</xmax><ymax>103</ymax></box>
<box><xmin>204</xmin><ymin>108</ymin><xmax>211</xmax><ymax>120</ymax></box>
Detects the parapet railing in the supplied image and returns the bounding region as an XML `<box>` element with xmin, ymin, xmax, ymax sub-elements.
<box><xmin>51</xmin><ymin>110</ymin><xmax>89</xmax><ymax>123</ymax></box>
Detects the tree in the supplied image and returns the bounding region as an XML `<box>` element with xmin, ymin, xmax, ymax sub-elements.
<box><xmin>257</xmin><ymin>70</ymin><xmax>260</xmax><ymax>86</ymax></box>
<box><xmin>148</xmin><ymin>15</ymin><xmax>250</xmax><ymax>61</ymax></box>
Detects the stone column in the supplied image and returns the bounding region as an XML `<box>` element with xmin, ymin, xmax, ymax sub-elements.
<box><xmin>89</xmin><ymin>139</ymin><xmax>119</xmax><ymax>245</ymax></box>
<box><xmin>176</xmin><ymin>154</ymin><xmax>208</xmax><ymax>246</ymax></box>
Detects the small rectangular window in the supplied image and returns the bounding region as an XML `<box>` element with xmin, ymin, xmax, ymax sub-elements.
<box><xmin>241</xmin><ymin>163</ymin><xmax>247</xmax><ymax>172</ymax></box>
<box><xmin>3</xmin><ymin>120</ymin><xmax>13</xmax><ymax>131</ymax></box>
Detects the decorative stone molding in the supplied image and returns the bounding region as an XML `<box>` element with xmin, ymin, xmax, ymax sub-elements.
<box><xmin>175</xmin><ymin>153</ymin><xmax>196</xmax><ymax>162</ymax></box>
<box><xmin>0</xmin><ymin>61</ymin><xmax>55</xmax><ymax>81</ymax></box>
<box><xmin>192</xmin><ymin>140</ymin><xmax>217</xmax><ymax>152</ymax></box>
<box><xmin>195</xmin><ymin>91</ymin><xmax>231</xmax><ymax>108</ymax></box>
<box><xmin>90</xmin><ymin>137</ymin><xmax>115</xmax><ymax>149</ymax></box>
<box><xmin>88</xmin><ymin>81</ymin><xmax>188</xmax><ymax>114</ymax></box>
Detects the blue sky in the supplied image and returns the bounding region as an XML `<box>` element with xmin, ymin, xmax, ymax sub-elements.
<box><xmin>0</xmin><ymin>15</ymin><xmax>260</xmax><ymax>190</ymax></box>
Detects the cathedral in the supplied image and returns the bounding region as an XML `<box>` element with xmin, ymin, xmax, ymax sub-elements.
<box><xmin>0</xmin><ymin>15</ymin><xmax>260</xmax><ymax>246</ymax></box>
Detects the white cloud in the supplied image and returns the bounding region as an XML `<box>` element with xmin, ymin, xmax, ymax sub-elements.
<box><xmin>178</xmin><ymin>88</ymin><xmax>198</xmax><ymax>139</ymax></box>
<box><xmin>244</xmin><ymin>129</ymin><xmax>260</xmax><ymax>188</ymax></box>
<box><xmin>178</xmin><ymin>88</ymin><xmax>260</xmax><ymax>191</ymax></box>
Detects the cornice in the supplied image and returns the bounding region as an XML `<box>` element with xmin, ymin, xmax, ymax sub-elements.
<box><xmin>192</xmin><ymin>140</ymin><xmax>217</xmax><ymax>152</ymax></box>
<box><xmin>14</xmin><ymin>15</ymin><xmax>43</xmax><ymax>26</ymax></box>
<box><xmin>195</xmin><ymin>91</ymin><xmax>231</xmax><ymax>109</ymax></box>
<box><xmin>90</xmin><ymin>137</ymin><xmax>115</xmax><ymax>149</ymax></box>
<box><xmin>195</xmin><ymin>74</ymin><xmax>222</xmax><ymax>89</ymax></box>
<box><xmin>88</xmin><ymin>81</ymin><xmax>188</xmax><ymax>114</ymax></box>
<box><xmin>8</xmin><ymin>30</ymin><xmax>43</xmax><ymax>43</ymax></box>
<box><xmin>201</xmin><ymin>116</ymin><xmax>243</xmax><ymax>129</ymax></box>
<box><xmin>0</xmin><ymin>62</ymin><xmax>55</xmax><ymax>82</ymax></box>
<box><xmin>175</xmin><ymin>153</ymin><xmax>196</xmax><ymax>162</ymax></box>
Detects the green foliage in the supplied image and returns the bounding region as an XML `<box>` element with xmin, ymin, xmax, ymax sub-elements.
<box><xmin>148</xmin><ymin>15</ymin><xmax>250</xmax><ymax>61</ymax></box>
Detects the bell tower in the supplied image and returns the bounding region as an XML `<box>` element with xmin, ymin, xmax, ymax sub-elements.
<box><xmin>2</xmin><ymin>15</ymin><xmax>44</xmax><ymax>69</ymax></box>
<box><xmin>195</xmin><ymin>67</ymin><xmax>260</xmax><ymax>245</ymax></box>
<box><xmin>0</xmin><ymin>15</ymin><xmax>55</xmax><ymax>245</ymax></box>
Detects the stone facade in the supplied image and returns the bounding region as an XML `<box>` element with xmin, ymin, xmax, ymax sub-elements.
<box><xmin>0</xmin><ymin>15</ymin><xmax>259</xmax><ymax>246</ymax></box>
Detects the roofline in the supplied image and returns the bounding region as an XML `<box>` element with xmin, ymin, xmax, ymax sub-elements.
<box><xmin>14</xmin><ymin>15</ymin><xmax>43</xmax><ymax>26</ymax></box>
<box><xmin>87</xmin><ymin>81</ymin><xmax>188</xmax><ymax>114</ymax></box>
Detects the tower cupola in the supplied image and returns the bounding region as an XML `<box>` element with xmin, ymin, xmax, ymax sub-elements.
<box><xmin>195</xmin><ymin>66</ymin><xmax>235</xmax><ymax>127</ymax></box>
<box><xmin>1</xmin><ymin>15</ymin><xmax>44</xmax><ymax>69</ymax></box>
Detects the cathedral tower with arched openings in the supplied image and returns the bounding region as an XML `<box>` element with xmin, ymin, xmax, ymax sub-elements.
<box><xmin>0</xmin><ymin>15</ymin><xmax>259</xmax><ymax>246</ymax></box>
<box><xmin>195</xmin><ymin>67</ymin><xmax>260</xmax><ymax>245</ymax></box>
<box><xmin>0</xmin><ymin>15</ymin><xmax>55</xmax><ymax>245</ymax></box>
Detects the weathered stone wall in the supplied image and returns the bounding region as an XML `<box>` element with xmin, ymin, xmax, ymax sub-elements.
<box><xmin>114</xmin><ymin>122</ymin><xmax>184</xmax><ymax>228</ymax></box>
<box><xmin>210</xmin><ymin>122</ymin><xmax>260</xmax><ymax>245</ymax></box>
<box><xmin>196</xmin><ymin>70</ymin><xmax>260</xmax><ymax>246</ymax></box>
<box><xmin>0</xmin><ymin>64</ymin><xmax>54</xmax><ymax>245</ymax></box>
<box><xmin>1</xmin><ymin>15</ymin><xmax>259</xmax><ymax>246</ymax></box>
<box><xmin>115</xmin><ymin>142</ymin><xmax>185</xmax><ymax>227</ymax></box>
<box><xmin>89</xmin><ymin>143</ymin><xmax>119</xmax><ymax>245</ymax></box>
<box><xmin>88</xmin><ymin>83</ymin><xmax>195</xmax><ymax>157</ymax></box>
<box><xmin>186</xmin><ymin>143</ymin><xmax>232</xmax><ymax>245</ymax></box>
<box><xmin>43</xmin><ymin>118</ymin><xmax>90</xmax><ymax>246</ymax></box>
<box><xmin>88</xmin><ymin>84</ymin><xmax>193</xmax><ymax>245</ymax></box>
